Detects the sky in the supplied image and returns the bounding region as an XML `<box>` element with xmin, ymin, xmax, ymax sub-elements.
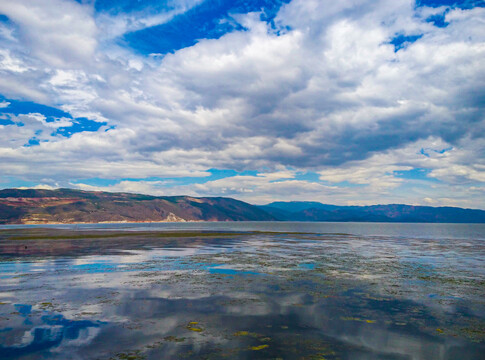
<box><xmin>0</xmin><ymin>0</ymin><xmax>484</xmax><ymax>208</ymax></box>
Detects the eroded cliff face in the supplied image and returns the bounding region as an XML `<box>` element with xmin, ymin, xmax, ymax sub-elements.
<box><xmin>163</xmin><ymin>212</ymin><xmax>187</xmax><ymax>222</ymax></box>
<box><xmin>0</xmin><ymin>188</ymin><xmax>276</xmax><ymax>224</ymax></box>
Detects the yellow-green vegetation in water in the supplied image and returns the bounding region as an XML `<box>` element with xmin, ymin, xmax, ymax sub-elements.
<box><xmin>233</xmin><ymin>331</ymin><xmax>249</xmax><ymax>336</ymax></box>
<box><xmin>186</xmin><ymin>321</ymin><xmax>203</xmax><ymax>332</ymax></box>
<box><xmin>251</xmin><ymin>344</ymin><xmax>269</xmax><ymax>351</ymax></box>
<box><xmin>310</xmin><ymin>349</ymin><xmax>337</xmax><ymax>359</ymax></box>
<box><xmin>233</xmin><ymin>330</ymin><xmax>271</xmax><ymax>343</ymax></box>
<box><xmin>186</xmin><ymin>327</ymin><xmax>203</xmax><ymax>332</ymax></box>
<box><xmin>340</xmin><ymin>317</ymin><xmax>375</xmax><ymax>323</ymax></box>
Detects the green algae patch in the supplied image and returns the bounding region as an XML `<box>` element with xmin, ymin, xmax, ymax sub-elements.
<box><xmin>79</xmin><ymin>311</ymin><xmax>99</xmax><ymax>316</ymax></box>
<box><xmin>341</xmin><ymin>317</ymin><xmax>376</xmax><ymax>324</ymax></box>
<box><xmin>6</xmin><ymin>229</ymin><xmax>314</xmax><ymax>242</ymax></box>
<box><xmin>38</xmin><ymin>302</ymin><xmax>55</xmax><ymax>310</ymax></box>
<box><xmin>458</xmin><ymin>324</ymin><xmax>485</xmax><ymax>342</ymax></box>
<box><xmin>110</xmin><ymin>350</ymin><xmax>146</xmax><ymax>360</ymax></box>
<box><xmin>250</xmin><ymin>344</ymin><xmax>269</xmax><ymax>351</ymax></box>
<box><xmin>232</xmin><ymin>330</ymin><xmax>270</xmax><ymax>343</ymax></box>
<box><xmin>163</xmin><ymin>335</ymin><xmax>185</xmax><ymax>342</ymax></box>
<box><xmin>9</xmin><ymin>230</ymin><xmax>252</xmax><ymax>241</ymax></box>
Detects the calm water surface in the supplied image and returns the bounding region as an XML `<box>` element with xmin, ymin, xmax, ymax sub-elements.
<box><xmin>0</xmin><ymin>222</ymin><xmax>484</xmax><ymax>359</ymax></box>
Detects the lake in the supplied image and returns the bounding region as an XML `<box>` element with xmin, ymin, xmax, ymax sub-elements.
<box><xmin>0</xmin><ymin>222</ymin><xmax>484</xmax><ymax>359</ymax></box>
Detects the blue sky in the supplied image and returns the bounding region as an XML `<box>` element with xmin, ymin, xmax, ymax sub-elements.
<box><xmin>0</xmin><ymin>0</ymin><xmax>484</xmax><ymax>208</ymax></box>
<box><xmin>122</xmin><ymin>0</ymin><xmax>291</xmax><ymax>55</ymax></box>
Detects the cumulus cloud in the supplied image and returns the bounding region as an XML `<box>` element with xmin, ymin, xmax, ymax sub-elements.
<box><xmin>0</xmin><ymin>0</ymin><xmax>483</xmax><ymax>207</ymax></box>
<box><xmin>0</xmin><ymin>0</ymin><xmax>97</xmax><ymax>68</ymax></box>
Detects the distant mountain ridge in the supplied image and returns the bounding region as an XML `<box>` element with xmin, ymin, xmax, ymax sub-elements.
<box><xmin>0</xmin><ymin>188</ymin><xmax>276</xmax><ymax>224</ymax></box>
<box><xmin>259</xmin><ymin>202</ymin><xmax>485</xmax><ymax>223</ymax></box>
<box><xmin>0</xmin><ymin>189</ymin><xmax>484</xmax><ymax>224</ymax></box>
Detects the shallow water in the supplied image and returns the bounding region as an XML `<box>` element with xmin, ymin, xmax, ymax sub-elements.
<box><xmin>0</xmin><ymin>223</ymin><xmax>484</xmax><ymax>359</ymax></box>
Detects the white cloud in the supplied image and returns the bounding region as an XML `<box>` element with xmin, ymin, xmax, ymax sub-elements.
<box><xmin>0</xmin><ymin>49</ymin><xmax>31</xmax><ymax>73</ymax></box>
<box><xmin>95</xmin><ymin>0</ymin><xmax>204</xmax><ymax>41</ymax></box>
<box><xmin>73</xmin><ymin>180</ymin><xmax>169</xmax><ymax>195</ymax></box>
<box><xmin>0</xmin><ymin>0</ymin><xmax>97</xmax><ymax>68</ymax></box>
<box><xmin>19</xmin><ymin>184</ymin><xmax>57</xmax><ymax>190</ymax></box>
<box><xmin>21</xmin><ymin>113</ymin><xmax>73</xmax><ymax>128</ymax></box>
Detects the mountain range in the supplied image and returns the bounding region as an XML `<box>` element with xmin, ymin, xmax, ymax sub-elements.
<box><xmin>0</xmin><ymin>188</ymin><xmax>484</xmax><ymax>224</ymax></box>
<box><xmin>258</xmin><ymin>202</ymin><xmax>485</xmax><ymax>223</ymax></box>
<box><xmin>0</xmin><ymin>188</ymin><xmax>275</xmax><ymax>224</ymax></box>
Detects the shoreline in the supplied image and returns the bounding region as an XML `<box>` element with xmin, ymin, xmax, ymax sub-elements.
<box><xmin>19</xmin><ymin>219</ymin><xmax>206</xmax><ymax>225</ymax></box>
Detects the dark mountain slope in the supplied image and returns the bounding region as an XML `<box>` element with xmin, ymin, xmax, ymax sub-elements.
<box><xmin>0</xmin><ymin>188</ymin><xmax>276</xmax><ymax>224</ymax></box>
<box><xmin>259</xmin><ymin>202</ymin><xmax>485</xmax><ymax>223</ymax></box>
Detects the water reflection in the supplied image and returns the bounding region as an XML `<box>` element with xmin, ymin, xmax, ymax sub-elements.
<box><xmin>0</xmin><ymin>228</ymin><xmax>484</xmax><ymax>359</ymax></box>
<box><xmin>0</xmin><ymin>308</ymin><xmax>102</xmax><ymax>359</ymax></box>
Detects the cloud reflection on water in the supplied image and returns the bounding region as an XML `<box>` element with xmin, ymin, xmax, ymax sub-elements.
<box><xmin>0</xmin><ymin>228</ymin><xmax>483</xmax><ymax>359</ymax></box>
